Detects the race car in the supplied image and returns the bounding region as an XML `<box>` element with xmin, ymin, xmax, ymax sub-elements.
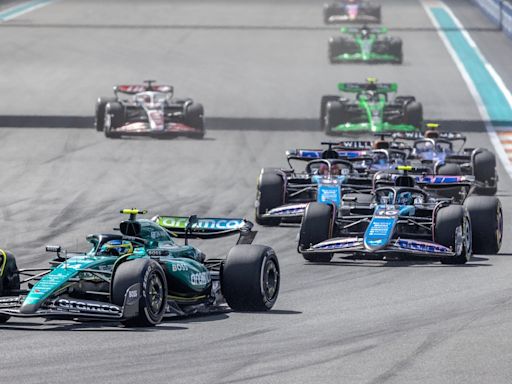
<box><xmin>324</xmin><ymin>0</ymin><xmax>381</xmax><ymax>24</ymax></box>
<box><xmin>255</xmin><ymin>146</ymin><xmax>375</xmax><ymax>226</ymax></box>
<box><xmin>298</xmin><ymin>167</ymin><xmax>503</xmax><ymax>264</ymax></box>
<box><xmin>0</xmin><ymin>209</ymin><xmax>279</xmax><ymax>326</ymax></box>
<box><xmin>329</xmin><ymin>26</ymin><xmax>402</xmax><ymax>64</ymax></box>
<box><xmin>320</xmin><ymin>78</ymin><xmax>423</xmax><ymax>135</ymax></box>
<box><xmin>392</xmin><ymin>124</ymin><xmax>498</xmax><ymax>195</ymax></box>
<box><xmin>95</xmin><ymin>80</ymin><xmax>205</xmax><ymax>139</ymax></box>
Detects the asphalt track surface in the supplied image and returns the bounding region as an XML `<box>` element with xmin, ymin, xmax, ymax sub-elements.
<box><xmin>1</xmin><ymin>1</ymin><xmax>512</xmax><ymax>383</ymax></box>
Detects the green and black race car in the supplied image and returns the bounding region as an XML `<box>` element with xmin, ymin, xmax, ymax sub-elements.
<box><xmin>0</xmin><ymin>209</ymin><xmax>280</xmax><ymax>327</ymax></box>
<box><xmin>320</xmin><ymin>78</ymin><xmax>423</xmax><ymax>135</ymax></box>
<box><xmin>328</xmin><ymin>26</ymin><xmax>402</xmax><ymax>64</ymax></box>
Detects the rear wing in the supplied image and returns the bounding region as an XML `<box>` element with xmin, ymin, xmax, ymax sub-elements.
<box><xmin>153</xmin><ymin>215</ymin><xmax>256</xmax><ymax>244</ymax></box>
<box><xmin>114</xmin><ymin>84</ymin><xmax>173</xmax><ymax>95</ymax></box>
<box><xmin>340</xmin><ymin>26</ymin><xmax>388</xmax><ymax>35</ymax></box>
<box><xmin>392</xmin><ymin>131</ymin><xmax>466</xmax><ymax>142</ymax></box>
<box><xmin>338</xmin><ymin>82</ymin><xmax>398</xmax><ymax>94</ymax></box>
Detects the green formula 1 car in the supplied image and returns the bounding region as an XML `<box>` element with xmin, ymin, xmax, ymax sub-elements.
<box><xmin>320</xmin><ymin>78</ymin><xmax>423</xmax><ymax>135</ymax></box>
<box><xmin>328</xmin><ymin>26</ymin><xmax>402</xmax><ymax>64</ymax></box>
<box><xmin>0</xmin><ymin>210</ymin><xmax>280</xmax><ymax>327</ymax></box>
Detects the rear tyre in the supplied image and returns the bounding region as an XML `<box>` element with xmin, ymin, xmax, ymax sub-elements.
<box><xmin>436</xmin><ymin>163</ymin><xmax>462</xmax><ymax>176</ymax></box>
<box><xmin>0</xmin><ymin>250</ymin><xmax>20</xmax><ymax>324</ymax></box>
<box><xmin>320</xmin><ymin>95</ymin><xmax>339</xmax><ymax>130</ymax></box>
<box><xmin>104</xmin><ymin>102</ymin><xmax>124</xmax><ymax>139</ymax></box>
<box><xmin>367</xmin><ymin>4</ymin><xmax>382</xmax><ymax>23</ymax></box>
<box><xmin>95</xmin><ymin>97</ymin><xmax>116</xmax><ymax>131</ymax></box>
<box><xmin>299</xmin><ymin>202</ymin><xmax>333</xmax><ymax>262</ymax></box>
<box><xmin>325</xmin><ymin>101</ymin><xmax>344</xmax><ymax>135</ymax></box>
<box><xmin>435</xmin><ymin>205</ymin><xmax>472</xmax><ymax>264</ymax></box>
<box><xmin>112</xmin><ymin>259</ymin><xmax>167</xmax><ymax>327</ymax></box>
<box><xmin>404</xmin><ymin>101</ymin><xmax>423</xmax><ymax>129</ymax></box>
<box><xmin>184</xmin><ymin>102</ymin><xmax>205</xmax><ymax>139</ymax></box>
<box><xmin>255</xmin><ymin>170</ymin><xmax>284</xmax><ymax>226</ymax></box>
<box><xmin>222</xmin><ymin>245</ymin><xmax>280</xmax><ymax>311</ymax></box>
<box><xmin>323</xmin><ymin>4</ymin><xmax>338</xmax><ymax>24</ymax></box>
<box><xmin>464</xmin><ymin>196</ymin><xmax>502</xmax><ymax>254</ymax></box>
<box><xmin>473</xmin><ymin>149</ymin><xmax>497</xmax><ymax>195</ymax></box>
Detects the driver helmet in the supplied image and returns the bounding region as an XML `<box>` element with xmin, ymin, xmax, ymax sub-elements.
<box><xmin>397</xmin><ymin>191</ymin><xmax>413</xmax><ymax>205</ymax></box>
<box><xmin>99</xmin><ymin>240</ymin><xmax>133</xmax><ymax>256</ymax></box>
<box><xmin>360</xmin><ymin>26</ymin><xmax>370</xmax><ymax>38</ymax></box>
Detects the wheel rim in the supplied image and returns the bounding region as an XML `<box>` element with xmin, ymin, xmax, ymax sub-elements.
<box><xmin>496</xmin><ymin>204</ymin><xmax>503</xmax><ymax>249</ymax></box>
<box><xmin>260</xmin><ymin>258</ymin><xmax>279</xmax><ymax>302</ymax></box>
<box><xmin>463</xmin><ymin>216</ymin><xmax>472</xmax><ymax>258</ymax></box>
<box><xmin>148</xmin><ymin>273</ymin><xmax>164</xmax><ymax>315</ymax></box>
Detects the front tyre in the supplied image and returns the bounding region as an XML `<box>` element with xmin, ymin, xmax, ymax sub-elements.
<box><xmin>435</xmin><ymin>205</ymin><xmax>472</xmax><ymax>264</ymax></box>
<box><xmin>299</xmin><ymin>202</ymin><xmax>333</xmax><ymax>262</ymax></box>
<box><xmin>222</xmin><ymin>245</ymin><xmax>280</xmax><ymax>311</ymax></box>
<box><xmin>184</xmin><ymin>102</ymin><xmax>205</xmax><ymax>139</ymax></box>
<box><xmin>95</xmin><ymin>97</ymin><xmax>116</xmax><ymax>131</ymax></box>
<box><xmin>473</xmin><ymin>149</ymin><xmax>497</xmax><ymax>195</ymax></box>
<box><xmin>104</xmin><ymin>102</ymin><xmax>124</xmax><ymax>139</ymax></box>
<box><xmin>112</xmin><ymin>259</ymin><xmax>168</xmax><ymax>327</ymax></box>
<box><xmin>255</xmin><ymin>169</ymin><xmax>284</xmax><ymax>226</ymax></box>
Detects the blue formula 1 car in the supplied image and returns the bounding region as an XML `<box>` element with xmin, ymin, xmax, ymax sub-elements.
<box><xmin>0</xmin><ymin>210</ymin><xmax>279</xmax><ymax>326</ymax></box>
<box><xmin>298</xmin><ymin>167</ymin><xmax>503</xmax><ymax>264</ymax></box>
<box><xmin>255</xmin><ymin>144</ymin><xmax>376</xmax><ymax>226</ymax></box>
<box><xmin>392</xmin><ymin>124</ymin><xmax>498</xmax><ymax>195</ymax></box>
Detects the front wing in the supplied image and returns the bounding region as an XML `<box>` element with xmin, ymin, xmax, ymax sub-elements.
<box><xmin>300</xmin><ymin>237</ymin><xmax>456</xmax><ymax>259</ymax></box>
<box><xmin>113</xmin><ymin>122</ymin><xmax>202</xmax><ymax>136</ymax></box>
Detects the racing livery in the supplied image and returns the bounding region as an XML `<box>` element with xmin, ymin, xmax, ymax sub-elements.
<box><xmin>324</xmin><ymin>0</ymin><xmax>381</xmax><ymax>24</ymax></box>
<box><xmin>95</xmin><ymin>80</ymin><xmax>205</xmax><ymax>139</ymax></box>
<box><xmin>392</xmin><ymin>124</ymin><xmax>498</xmax><ymax>195</ymax></box>
<box><xmin>0</xmin><ymin>210</ymin><xmax>279</xmax><ymax>326</ymax></box>
<box><xmin>320</xmin><ymin>78</ymin><xmax>423</xmax><ymax>134</ymax></box>
<box><xmin>298</xmin><ymin>168</ymin><xmax>503</xmax><ymax>264</ymax></box>
<box><xmin>329</xmin><ymin>26</ymin><xmax>402</xmax><ymax>64</ymax></box>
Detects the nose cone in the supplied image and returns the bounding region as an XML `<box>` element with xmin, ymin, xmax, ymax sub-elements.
<box><xmin>19</xmin><ymin>302</ymin><xmax>39</xmax><ymax>314</ymax></box>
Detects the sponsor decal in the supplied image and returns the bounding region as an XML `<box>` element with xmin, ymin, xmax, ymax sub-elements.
<box><xmin>395</xmin><ymin>239</ymin><xmax>451</xmax><ymax>254</ymax></box>
<box><xmin>339</xmin><ymin>141</ymin><xmax>372</xmax><ymax>149</ymax></box>
<box><xmin>171</xmin><ymin>262</ymin><xmax>189</xmax><ymax>272</ymax></box>
<box><xmin>364</xmin><ymin>216</ymin><xmax>396</xmax><ymax>250</ymax></box>
<box><xmin>158</xmin><ymin>217</ymin><xmax>245</xmax><ymax>231</ymax></box>
<box><xmin>190</xmin><ymin>272</ymin><xmax>210</xmax><ymax>286</ymax></box>
<box><xmin>317</xmin><ymin>184</ymin><xmax>341</xmax><ymax>206</ymax></box>
<box><xmin>55</xmin><ymin>299</ymin><xmax>121</xmax><ymax>315</ymax></box>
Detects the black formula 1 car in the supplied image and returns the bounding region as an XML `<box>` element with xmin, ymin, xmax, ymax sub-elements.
<box><xmin>320</xmin><ymin>78</ymin><xmax>423</xmax><ymax>134</ymax></box>
<box><xmin>324</xmin><ymin>0</ymin><xmax>381</xmax><ymax>24</ymax></box>
<box><xmin>95</xmin><ymin>80</ymin><xmax>205</xmax><ymax>139</ymax></box>
<box><xmin>392</xmin><ymin>125</ymin><xmax>498</xmax><ymax>195</ymax></box>
<box><xmin>329</xmin><ymin>26</ymin><xmax>402</xmax><ymax>64</ymax></box>
<box><xmin>298</xmin><ymin>168</ymin><xmax>503</xmax><ymax>264</ymax></box>
<box><xmin>0</xmin><ymin>210</ymin><xmax>279</xmax><ymax>326</ymax></box>
<box><xmin>255</xmin><ymin>146</ymin><xmax>374</xmax><ymax>226</ymax></box>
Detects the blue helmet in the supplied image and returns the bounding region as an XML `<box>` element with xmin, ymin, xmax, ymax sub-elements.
<box><xmin>98</xmin><ymin>240</ymin><xmax>133</xmax><ymax>256</ymax></box>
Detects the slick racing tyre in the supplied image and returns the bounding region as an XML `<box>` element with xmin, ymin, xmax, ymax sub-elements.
<box><xmin>328</xmin><ymin>36</ymin><xmax>357</xmax><ymax>63</ymax></box>
<box><xmin>473</xmin><ymin>149</ymin><xmax>497</xmax><ymax>195</ymax></box>
<box><xmin>112</xmin><ymin>259</ymin><xmax>167</xmax><ymax>327</ymax></box>
<box><xmin>403</xmin><ymin>101</ymin><xmax>423</xmax><ymax>129</ymax></box>
<box><xmin>222</xmin><ymin>245</ymin><xmax>280</xmax><ymax>311</ymax></box>
<box><xmin>436</xmin><ymin>163</ymin><xmax>462</xmax><ymax>176</ymax></box>
<box><xmin>325</xmin><ymin>101</ymin><xmax>344</xmax><ymax>135</ymax></box>
<box><xmin>464</xmin><ymin>196</ymin><xmax>503</xmax><ymax>254</ymax></box>
<box><xmin>320</xmin><ymin>95</ymin><xmax>339</xmax><ymax>130</ymax></box>
<box><xmin>299</xmin><ymin>202</ymin><xmax>333</xmax><ymax>262</ymax></box>
<box><xmin>184</xmin><ymin>102</ymin><xmax>205</xmax><ymax>139</ymax></box>
<box><xmin>367</xmin><ymin>4</ymin><xmax>382</xmax><ymax>23</ymax></box>
<box><xmin>104</xmin><ymin>102</ymin><xmax>125</xmax><ymax>139</ymax></box>
<box><xmin>323</xmin><ymin>4</ymin><xmax>338</xmax><ymax>24</ymax></box>
<box><xmin>95</xmin><ymin>97</ymin><xmax>116</xmax><ymax>132</ymax></box>
<box><xmin>0</xmin><ymin>250</ymin><xmax>20</xmax><ymax>324</ymax></box>
<box><xmin>255</xmin><ymin>169</ymin><xmax>285</xmax><ymax>226</ymax></box>
<box><xmin>435</xmin><ymin>205</ymin><xmax>472</xmax><ymax>265</ymax></box>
